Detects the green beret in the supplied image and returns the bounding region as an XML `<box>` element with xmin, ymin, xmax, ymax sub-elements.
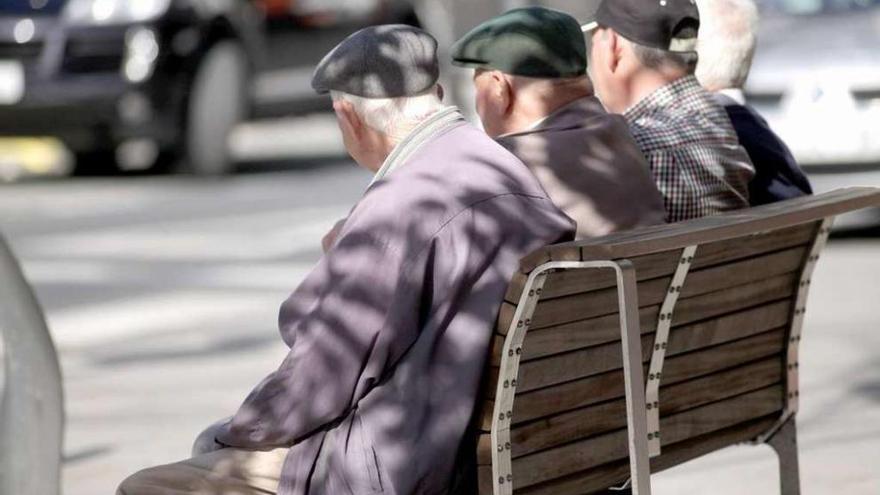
<box><xmin>450</xmin><ymin>7</ymin><xmax>587</xmax><ymax>79</ymax></box>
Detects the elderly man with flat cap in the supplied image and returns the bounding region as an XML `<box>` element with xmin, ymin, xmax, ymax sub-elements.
<box><xmin>585</xmin><ymin>0</ymin><xmax>756</xmax><ymax>222</ymax></box>
<box><xmin>451</xmin><ymin>7</ymin><xmax>666</xmax><ymax>238</ymax></box>
<box><xmin>116</xmin><ymin>24</ymin><xmax>573</xmax><ymax>495</ymax></box>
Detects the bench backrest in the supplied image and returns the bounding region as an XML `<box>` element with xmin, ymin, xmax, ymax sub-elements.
<box><xmin>475</xmin><ymin>187</ymin><xmax>880</xmax><ymax>494</ymax></box>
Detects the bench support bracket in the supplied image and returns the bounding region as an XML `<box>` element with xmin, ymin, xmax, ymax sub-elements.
<box><xmin>756</xmin><ymin>217</ymin><xmax>834</xmax><ymax>445</ymax></box>
<box><xmin>492</xmin><ymin>260</ymin><xmax>652</xmax><ymax>495</ymax></box>
<box><xmin>645</xmin><ymin>245</ymin><xmax>698</xmax><ymax>457</ymax></box>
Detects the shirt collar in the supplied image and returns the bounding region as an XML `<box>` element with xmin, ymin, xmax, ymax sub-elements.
<box><xmin>717</xmin><ymin>88</ymin><xmax>746</xmax><ymax>106</ymax></box>
<box><xmin>623</xmin><ymin>75</ymin><xmax>703</xmax><ymax>122</ymax></box>
<box><xmin>370</xmin><ymin>106</ymin><xmax>465</xmax><ymax>186</ymax></box>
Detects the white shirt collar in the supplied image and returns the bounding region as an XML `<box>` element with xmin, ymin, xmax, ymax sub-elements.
<box><xmin>717</xmin><ymin>88</ymin><xmax>746</xmax><ymax>106</ymax></box>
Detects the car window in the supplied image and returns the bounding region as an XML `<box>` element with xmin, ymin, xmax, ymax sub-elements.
<box><xmin>758</xmin><ymin>0</ymin><xmax>880</xmax><ymax>15</ymax></box>
<box><xmin>1</xmin><ymin>0</ymin><xmax>66</xmax><ymax>15</ymax></box>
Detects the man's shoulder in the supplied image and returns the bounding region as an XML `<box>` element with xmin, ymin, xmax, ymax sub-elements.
<box><xmin>357</xmin><ymin>123</ymin><xmax>553</xmax><ymax>231</ymax></box>
<box><xmin>627</xmin><ymin>88</ymin><xmax>740</xmax><ymax>153</ymax></box>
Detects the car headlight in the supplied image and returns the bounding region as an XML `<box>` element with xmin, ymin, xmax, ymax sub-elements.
<box><xmin>64</xmin><ymin>0</ymin><xmax>172</xmax><ymax>26</ymax></box>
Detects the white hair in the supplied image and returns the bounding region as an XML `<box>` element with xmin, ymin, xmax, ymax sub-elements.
<box><xmin>696</xmin><ymin>0</ymin><xmax>760</xmax><ymax>91</ymax></box>
<box><xmin>330</xmin><ymin>86</ymin><xmax>445</xmax><ymax>143</ymax></box>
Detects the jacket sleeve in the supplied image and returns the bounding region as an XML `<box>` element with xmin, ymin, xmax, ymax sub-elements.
<box><xmin>215</xmin><ymin>216</ymin><xmax>430</xmax><ymax>449</ymax></box>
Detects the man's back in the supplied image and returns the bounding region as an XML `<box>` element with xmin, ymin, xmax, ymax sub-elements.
<box><xmin>721</xmin><ymin>100</ymin><xmax>813</xmax><ymax>206</ymax></box>
<box><xmin>498</xmin><ymin>96</ymin><xmax>667</xmax><ymax>237</ymax></box>
<box><xmin>219</xmin><ymin>120</ymin><xmax>574</xmax><ymax>495</ymax></box>
<box><xmin>624</xmin><ymin>75</ymin><xmax>755</xmax><ymax>222</ymax></box>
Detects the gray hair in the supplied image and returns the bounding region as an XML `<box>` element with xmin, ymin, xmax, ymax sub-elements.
<box><xmin>330</xmin><ymin>86</ymin><xmax>445</xmax><ymax>143</ymax></box>
<box><xmin>695</xmin><ymin>0</ymin><xmax>760</xmax><ymax>90</ymax></box>
<box><xmin>631</xmin><ymin>43</ymin><xmax>699</xmax><ymax>74</ymax></box>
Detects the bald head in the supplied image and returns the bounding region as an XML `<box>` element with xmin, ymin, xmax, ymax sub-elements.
<box><xmin>472</xmin><ymin>70</ymin><xmax>593</xmax><ymax>137</ymax></box>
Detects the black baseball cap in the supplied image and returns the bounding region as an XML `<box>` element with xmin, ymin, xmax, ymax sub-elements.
<box><xmin>582</xmin><ymin>0</ymin><xmax>700</xmax><ymax>53</ymax></box>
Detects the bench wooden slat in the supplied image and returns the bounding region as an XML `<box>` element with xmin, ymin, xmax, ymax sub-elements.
<box><xmin>502</xmin><ymin>299</ymin><xmax>791</xmax><ymax>394</ymax></box>
<box><xmin>567</xmin><ymin>187</ymin><xmax>879</xmax><ymax>260</ymax></box>
<box><xmin>477</xmin><ymin>357</ymin><xmax>783</xmax><ymax>463</ymax></box>
<box><xmin>497</xmin><ymin>245</ymin><xmax>806</xmax><ymax>334</ymax></box>
<box><xmin>486</xmin><ymin>273</ymin><xmax>797</xmax><ymax>398</ymax></box>
<box><xmin>494</xmin><ymin>415</ymin><xmax>778</xmax><ymax>495</ymax></box>
<box><xmin>504</xmin><ymin>222</ymin><xmax>817</xmax><ymax>303</ymax></box>
<box><xmin>479</xmin><ymin>385</ymin><xmax>783</xmax><ymax>490</ymax></box>
<box><xmin>511</xmin><ymin>299</ymin><xmax>790</xmax><ymax>394</ymax></box>
<box><xmin>481</xmin><ymin>327</ymin><xmax>786</xmax><ymax>429</ymax></box>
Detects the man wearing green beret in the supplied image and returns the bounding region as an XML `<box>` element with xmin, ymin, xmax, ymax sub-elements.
<box><xmin>452</xmin><ymin>7</ymin><xmax>666</xmax><ymax>238</ymax></box>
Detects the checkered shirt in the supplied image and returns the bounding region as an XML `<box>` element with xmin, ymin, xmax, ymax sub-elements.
<box><xmin>624</xmin><ymin>75</ymin><xmax>755</xmax><ymax>223</ymax></box>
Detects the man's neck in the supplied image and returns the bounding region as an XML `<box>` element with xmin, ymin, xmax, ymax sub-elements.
<box><xmin>506</xmin><ymin>91</ymin><xmax>590</xmax><ymax>135</ymax></box>
<box><xmin>625</xmin><ymin>70</ymin><xmax>687</xmax><ymax>112</ymax></box>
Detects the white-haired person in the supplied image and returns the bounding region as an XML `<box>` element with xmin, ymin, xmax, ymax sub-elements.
<box><xmin>697</xmin><ymin>0</ymin><xmax>812</xmax><ymax>205</ymax></box>
<box><xmin>117</xmin><ymin>25</ymin><xmax>574</xmax><ymax>495</ymax></box>
<box><xmin>585</xmin><ymin>0</ymin><xmax>755</xmax><ymax>223</ymax></box>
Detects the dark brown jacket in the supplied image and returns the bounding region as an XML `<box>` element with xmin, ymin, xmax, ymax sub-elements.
<box><xmin>498</xmin><ymin>96</ymin><xmax>666</xmax><ymax>237</ymax></box>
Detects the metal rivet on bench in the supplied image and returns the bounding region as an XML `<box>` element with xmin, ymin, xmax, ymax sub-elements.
<box><xmin>656</xmin><ymin>372</ymin><xmax>662</xmax><ymax>378</ymax></box>
<box><xmin>511</xmin><ymin>380</ymin><xmax>517</xmax><ymax>387</ymax></box>
<box><xmin>505</xmin><ymin>442</ymin><xmax>511</xmax><ymax>450</ymax></box>
<box><xmin>536</xmin><ymin>288</ymin><xmax>543</xmax><ymax>295</ymax></box>
<box><xmin>528</xmin><ymin>290</ymin><xmax>535</xmax><ymax>297</ymax></box>
<box><xmin>508</xmin><ymin>349</ymin><xmax>514</xmax><ymax>357</ymax></box>
<box><xmin>647</xmin><ymin>403</ymin><xmax>652</xmax><ymax>410</ymax></box>
<box><xmin>648</xmin><ymin>433</ymin><xmax>654</xmax><ymax>440</ymax></box>
<box><xmin>506</xmin><ymin>411</ymin><xmax>512</xmax><ymax>418</ymax></box>
<box><xmin>503</xmin><ymin>380</ymin><xmax>509</xmax><ymax>388</ymax></box>
<box><xmin>661</xmin><ymin>343</ymin><xmax>667</xmax><ymax>349</ymax></box>
<box><xmin>499</xmin><ymin>477</ymin><xmax>504</xmax><ymax>484</ymax></box>
<box><xmin>515</xmin><ymin>347</ymin><xmax>522</xmax><ymax>355</ymax></box>
<box><xmin>659</xmin><ymin>314</ymin><xmax>666</xmax><ymax>321</ymax></box>
<box><xmin>507</xmin><ymin>475</ymin><xmax>513</xmax><ymax>482</ymax></box>
<box><xmin>654</xmin><ymin>401</ymin><xmax>659</xmax><ymax>408</ymax></box>
<box><xmin>524</xmin><ymin>319</ymin><xmax>531</xmax><ymax>326</ymax></box>
<box><xmin>649</xmin><ymin>373</ymin><xmax>656</xmax><ymax>380</ymax></box>
<box><xmin>497</xmin><ymin>445</ymin><xmax>503</xmax><ymax>452</ymax></box>
<box><xmin>655</xmin><ymin>344</ymin><xmax>661</xmax><ymax>350</ymax></box>
<box><xmin>499</xmin><ymin>413</ymin><xmax>505</xmax><ymax>421</ymax></box>
<box><xmin>517</xmin><ymin>321</ymin><xmax>523</xmax><ymax>328</ymax></box>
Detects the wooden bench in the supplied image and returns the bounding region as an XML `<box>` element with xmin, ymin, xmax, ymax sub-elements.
<box><xmin>475</xmin><ymin>187</ymin><xmax>880</xmax><ymax>495</ymax></box>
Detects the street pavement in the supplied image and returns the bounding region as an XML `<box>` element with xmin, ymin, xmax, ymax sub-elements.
<box><xmin>1</xmin><ymin>163</ymin><xmax>879</xmax><ymax>494</ymax></box>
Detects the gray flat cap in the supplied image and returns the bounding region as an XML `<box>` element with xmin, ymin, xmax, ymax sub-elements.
<box><xmin>311</xmin><ymin>24</ymin><xmax>440</xmax><ymax>98</ymax></box>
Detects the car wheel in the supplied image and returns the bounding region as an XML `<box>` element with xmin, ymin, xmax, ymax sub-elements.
<box><xmin>182</xmin><ymin>40</ymin><xmax>248</xmax><ymax>176</ymax></box>
<box><xmin>71</xmin><ymin>149</ymin><xmax>118</xmax><ymax>176</ymax></box>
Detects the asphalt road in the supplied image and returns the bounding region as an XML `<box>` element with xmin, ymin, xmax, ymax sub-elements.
<box><xmin>1</xmin><ymin>165</ymin><xmax>879</xmax><ymax>494</ymax></box>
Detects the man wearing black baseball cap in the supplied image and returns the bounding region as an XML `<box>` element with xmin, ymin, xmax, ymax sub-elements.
<box><xmin>584</xmin><ymin>0</ymin><xmax>756</xmax><ymax>223</ymax></box>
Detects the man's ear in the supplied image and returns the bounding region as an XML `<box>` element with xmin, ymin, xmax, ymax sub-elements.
<box><xmin>333</xmin><ymin>99</ymin><xmax>362</xmax><ymax>139</ymax></box>
<box><xmin>607</xmin><ymin>29</ymin><xmax>623</xmax><ymax>74</ymax></box>
<box><xmin>490</xmin><ymin>71</ymin><xmax>513</xmax><ymax>114</ymax></box>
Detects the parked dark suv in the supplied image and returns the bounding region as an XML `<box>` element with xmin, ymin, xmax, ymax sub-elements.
<box><xmin>0</xmin><ymin>0</ymin><xmax>265</xmax><ymax>175</ymax></box>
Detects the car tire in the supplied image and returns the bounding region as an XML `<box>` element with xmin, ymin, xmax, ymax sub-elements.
<box><xmin>71</xmin><ymin>149</ymin><xmax>118</xmax><ymax>176</ymax></box>
<box><xmin>181</xmin><ymin>40</ymin><xmax>248</xmax><ymax>176</ymax></box>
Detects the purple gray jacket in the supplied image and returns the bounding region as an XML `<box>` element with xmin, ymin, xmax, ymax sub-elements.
<box><xmin>216</xmin><ymin>116</ymin><xmax>575</xmax><ymax>494</ymax></box>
